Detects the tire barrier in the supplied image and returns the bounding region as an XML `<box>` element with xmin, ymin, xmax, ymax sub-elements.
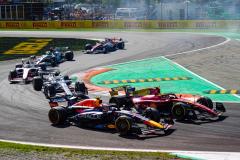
<box><xmin>98</xmin><ymin>76</ymin><xmax>192</xmax><ymax>85</ymax></box>
<box><xmin>204</xmin><ymin>89</ymin><xmax>240</xmax><ymax>94</ymax></box>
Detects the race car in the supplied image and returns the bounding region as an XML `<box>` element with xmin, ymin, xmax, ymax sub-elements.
<box><xmin>48</xmin><ymin>98</ymin><xmax>173</xmax><ymax>136</ymax></box>
<box><xmin>32</xmin><ymin>74</ymin><xmax>88</xmax><ymax>100</ymax></box>
<box><xmin>35</xmin><ymin>47</ymin><xmax>74</xmax><ymax>66</ymax></box>
<box><xmin>84</xmin><ymin>38</ymin><xmax>125</xmax><ymax>54</ymax></box>
<box><xmin>109</xmin><ymin>85</ymin><xmax>226</xmax><ymax>121</ymax></box>
<box><xmin>8</xmin><ymin>58</ymin><xmax>47</xmax><ymax>84</ymax></box>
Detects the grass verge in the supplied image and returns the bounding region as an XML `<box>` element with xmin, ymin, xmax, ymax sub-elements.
<box><xmin>0</xmin><ymin>141</ymin><xmax>184</xmax><ymax>160</ymax></box>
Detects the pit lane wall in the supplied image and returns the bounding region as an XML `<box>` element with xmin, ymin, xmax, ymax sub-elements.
<box><xmin>0</xmin><ymin>20</ymin><xmax>239</xmax><ymax>29</ymax></box>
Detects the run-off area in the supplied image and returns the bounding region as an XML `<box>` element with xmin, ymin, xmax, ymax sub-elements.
<box><xmin>91</xmin><ymin>56</ymin><xmax>240</xmax><ymax>103</ymax></box>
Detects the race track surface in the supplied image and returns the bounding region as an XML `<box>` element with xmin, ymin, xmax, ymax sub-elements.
<box><xmin>0</xmin><ymin>31</ymin><xmax>240</xmax><ymax>151</ymax></box>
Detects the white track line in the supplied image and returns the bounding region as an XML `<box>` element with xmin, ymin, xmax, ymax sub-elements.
<box><xmin>104</xmin><ymin>37</ymin><xmax>231</xmax><ymax>67</ymax></box>
<box><xmin>0</xmin><ymin>139</ymin><xmax>240</xmax><ymax>160</ymax></box>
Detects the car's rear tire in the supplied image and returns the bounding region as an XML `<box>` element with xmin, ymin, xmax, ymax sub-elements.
<box><xmin>109</xmin><ymin>97</ymin><xmax>121</xmax><ymax>108</ymax></box>
<box><xmin>32</xmin><ymin>76</ymin><xmax>43</xmax><ymax>91</ymax></box>
<box><xmin>64</xmin><ymin>51</ymin><xmax>74</xmax><ymax>61</ymax></box>
<box><xmin>48</xmin><ymin>107</ymin><xmax>67</xmax><ymax>125</ymax></box>
<box><xmin>44</xmin><ymin>84</ymin><xmax>56</xmax><ymax>98</ymax></box>
<box><xmin>118</xmin><ymin>42</ymin><xmax>125</xmax><ymax>49</ymax></box>
<box><xmin>145</xmin><ymin>107</ymin><xmax>160</xmax><ymax>122</ymax></box>
<box><xmin>172</xmin><ymin>102</ymin><xmax>187</xmax><ymax>121</ymax></box>
<box><xmin>85</xmin><ymin>44</ymin><xmax>92</xmax><ymax>50</ymax></box>
<box><xmin>115</xmin><ymin>116</ymin><xmax>132</xmax><ymax>136</ymax></box>
<box><xmin>75</xmin><ymin>81</ymin><xmax>87</xmax><ymax>94</ymax></box>
<box><xmin>197</xmin><ymin>97</ymin><xmax>213</xmax><ymax>109</ymax></box>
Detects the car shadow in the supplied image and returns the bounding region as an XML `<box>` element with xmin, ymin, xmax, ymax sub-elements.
<box><xmin>51</xmin><ymin>123</ymin><xmax>71</xmax><ymax>128</ymax></box>
<box><xmin>176</xmin><ymin>116</ymin><xmax>228</xmax><ymax>125</ymax></box>
<box><xmin>119</xmin><ymin>129</ymin><xmax>176</xmax><ymax>140</ymax></box>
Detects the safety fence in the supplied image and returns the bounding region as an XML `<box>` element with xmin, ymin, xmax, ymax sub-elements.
<box><xmin>0</xmin><ymin>20</ymin><xmax>239</xmax><ymax>29</ymax></box>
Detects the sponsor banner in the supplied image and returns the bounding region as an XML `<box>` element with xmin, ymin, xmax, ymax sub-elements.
<box><xmin>4</xmin><ymin>21</ymin><xmax>24</xmax><ymax>29</ymax></box>
<box><xmin>60</xmin><ymin>21</ymin><xmax>77</xmax><ymax>28</ymax></box>
<box><xmin>0</xmin><ymin>20</ymin><xmax>239</xmax><ymax>29</ymax></box>
<box><xmin>32</xmin><ymin>21</ymin><xmax>48</xmax><ymax>28</ymax></box>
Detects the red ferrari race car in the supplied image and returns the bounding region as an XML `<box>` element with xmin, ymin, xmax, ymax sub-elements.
<box><xmin>84</xmin><ymin>38</ymin><xmax>125</xmax><ymax>54</ymax></box>
<box><xmin>109</xmin><ymin>86</ymin><xmax>226</xmax><ymax>121</ymax></box>
<box><xmin>48</xmin><ymin>97</ymin><xmax>173</xmax><ymax>136</ymax></box>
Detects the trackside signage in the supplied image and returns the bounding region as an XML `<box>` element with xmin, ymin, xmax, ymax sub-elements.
<box><xmin>32</xmin><ymin>22</ymin><xmax>48</xmax><ymax>28</ymax></box>
<box><xmin>0</xmin><ymin>20</ymin><xmax>239</xmax><ymax>29</ymax></box>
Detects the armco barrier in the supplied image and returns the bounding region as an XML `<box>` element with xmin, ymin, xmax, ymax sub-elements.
<box><xmin>0</xmin><ymin>20</ymin><xmax>239</xmax><ymax>29</ymax></box>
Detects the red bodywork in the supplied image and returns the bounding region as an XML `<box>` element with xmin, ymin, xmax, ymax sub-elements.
<box><xmin>132</xmin><ymin>94</ymin><xmax>219</xmax><ymax>117</ymax></box>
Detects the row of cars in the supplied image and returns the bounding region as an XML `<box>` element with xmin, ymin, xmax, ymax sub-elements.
<box><xmin>45</xmin><ymin>84</ymin><xmax>226</xmax><ymax>136</ymax></box>
<box><xmin>8</xmin><ymin>47</ymin><xmax>74</xmax><ymax>84</ymax></box>
<box><xmin>7</xmin><ymin>43</ymin><xmax>226</xmax><ymax>137</ymax></box>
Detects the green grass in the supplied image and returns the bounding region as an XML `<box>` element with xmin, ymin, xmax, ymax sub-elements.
<box><xmin>0</xmin><ymin>37</ymin><xmax>96</xmax><ymax>61</ymax></box>
<box><xmin>0</xmin><ymin>141</ymin><xmax>183</xmax><ymax>160</ymax></box>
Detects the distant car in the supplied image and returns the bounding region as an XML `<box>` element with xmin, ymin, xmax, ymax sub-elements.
<box><xmin>32</xmin><ymin>74</ymin><xmax>88</xmax><ymax>100</ymax></box>
<box><xmin>109</xmin><ymin>85</ymin><xmax>226</xmax><ymax>121</ymax></box>
<box><xmin>8</xmin><ymin>58</ymin><xmax>46</xmax><ymax>84</ymax></box>
<box><xmin>36</xmin><ymin>47</ymin><xmax>74</xmax><ymax>66</ymax></box>
<box><xmin>48</xmin><ymin>98</ymin><xmax>173</xmax><ymax>136</ymax></box>
<box><xmin>84</xmin><ymin>38</ymin><xmax>125</xmax><ymax>54</ymax></box>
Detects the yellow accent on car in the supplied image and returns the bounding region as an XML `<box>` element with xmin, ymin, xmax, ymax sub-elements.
<box><xmin>148</xmin><ymin>120</ymin><xmax>165</xmax><ymax>129</ymax></box>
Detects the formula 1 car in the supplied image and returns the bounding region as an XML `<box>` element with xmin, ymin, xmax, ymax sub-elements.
<box><xmin>35</xmin><ymin>47</ymin><xmax>74</xmax><ymax>66</ymax></box>
<box><xmin>48</xmin><ymin>98</ymin><xmax>173</xmax><ymax>136</ymax></box>
<box><xmin>8</xmin><ymin>58</ymin><xmax>47</xmax><ymax>84</ymax></box>
<box><xmin>109</xmin><ymin>86</ymin><xmax>226</xmax><ymax>121</ymax></box>
<box><xmin>84</xmin><ymin>38</ymin><xmax>125</xmax><ymax>54</ymax></box>
<box><xmin>32</xmin><ymin>74</ymin><xmax>88</xmax><ymax>100</ymax></box>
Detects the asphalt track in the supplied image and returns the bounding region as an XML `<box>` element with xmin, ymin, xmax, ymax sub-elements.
<box><xmin>0</xmin><ymin>31</ymin><xmax>240</xmax><ymax>152</ymax></box>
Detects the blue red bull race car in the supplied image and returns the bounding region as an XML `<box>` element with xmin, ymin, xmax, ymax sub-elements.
<box><xmin>48</xmin><ymin>98</ymin><xmax>173</xmax><ymax>136</ymax></box>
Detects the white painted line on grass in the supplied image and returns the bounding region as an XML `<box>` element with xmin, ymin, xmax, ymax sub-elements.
<box><xmin>0</xmin><ymin>139</ymin><xmax>240</xmax><ymax>160</ymax></box>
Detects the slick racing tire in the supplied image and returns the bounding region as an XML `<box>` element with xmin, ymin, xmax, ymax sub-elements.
<box><xmin>44</xmin><ymin>84</ymin><xmax>56</xmax><ymax>99</ymax></box>
<box><xmin>172</xmin><ymin>102</ymin><xmax>188</xmax><ymax>121</ymax></box>
<box><xmin>117</xmin><ymin>42</ymin><xmax>125</xmax><ymax>49</ymax></box>
<box><xmin>75</xmin><ymin>81</ymin><xmax>88</xmax><ymax>94</ymax></box>
<box><xmin>48</xmin><ymin>107</ymin><xmax>67</xmax><ymax>125</ymax></box>
<box><xmin>197</xmin><ymin>97</ymin><xmax>213</xmax><ymax>109</ymax></box>
<box><xmin>64</xmin><ymin>75</ymin><xmax>71</xmax><ymax>85</ymax></box>
<box><xmin>115</xmin><ymin>116</ymin><xmax>132</xmax><ymax>136</ymax></box>
<box><xmin>109</xmin><ymin>97</ymin><xmax>123</xmax><ymax>109</ymax></box>
<box><xmin>64</xmin><ymin>51</ymin><xmax>74</xmax><ymax>61</ymax></box>
<box><xmin>32</xmin><ymin>76</ymin><xmax>43</xmax><ymax>91</ymax></box>
<box><xmin>145</xmin><ymin>107</ymin><xmax>160</xmax><ymax>122</ymax></box>
<box><xmin>85</xmin><ymin>44</ymin><xmax>92</xmax><ymax>50</ymax></box>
